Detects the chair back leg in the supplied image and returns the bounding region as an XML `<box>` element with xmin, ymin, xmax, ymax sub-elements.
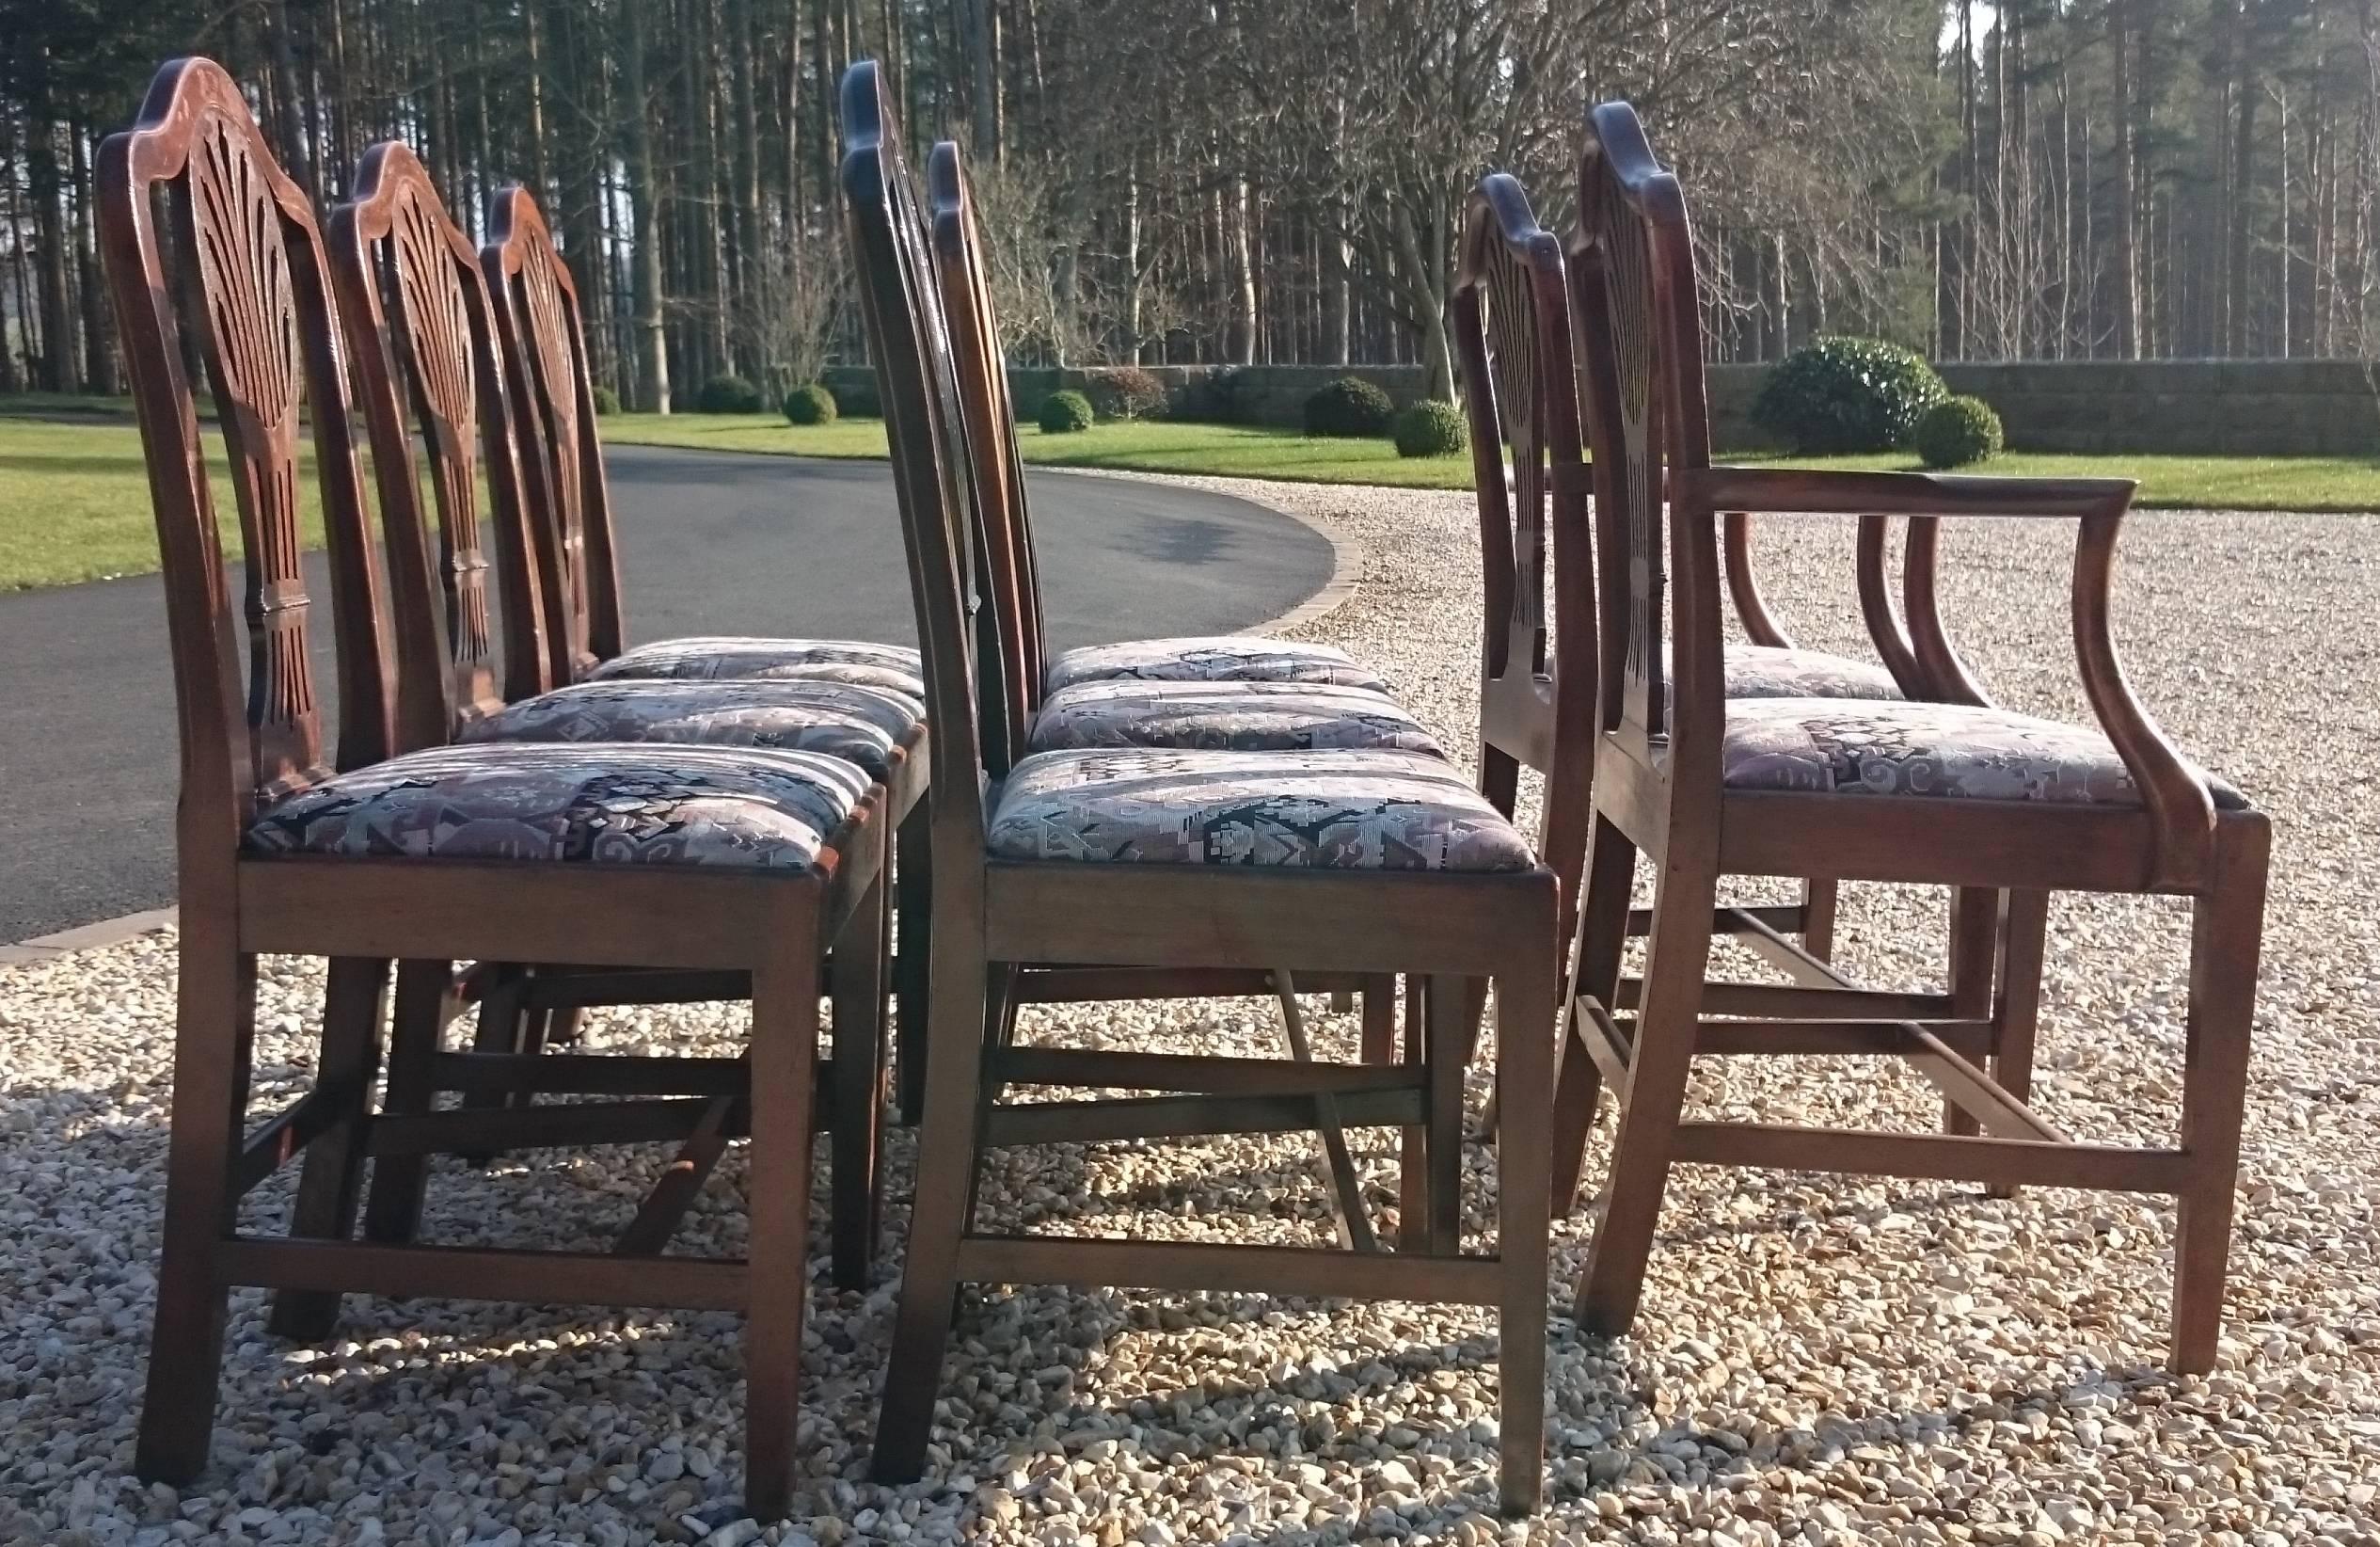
<box><xmin>1492</xmin><ymin>937</ymin><xmax>1556</xmax><ymax>1514</ymax></box>
<box><xmin>266</xmin><ymin>956</ymin><xmax>393</xmax><ymax>1341</ymax></box>
<box><xmin>871</xmin><ymin>926</ymin><xmax>992</xmax><ymax>1483</ymax></box>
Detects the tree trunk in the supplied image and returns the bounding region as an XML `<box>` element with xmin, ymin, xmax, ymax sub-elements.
<box><xmin>2110</xmin><ymin>0</ymin><xmax>2140</xmax><ymax>358</ymax></box>
<box><xmin>27</xmin><ymin>119</ymin><xmax>76</xmax><ymax>394</ymax></box>
<box><xmin>623</xmin><ymin>0</ymin><xmax>672</xmax><ymax>412</ymax></box>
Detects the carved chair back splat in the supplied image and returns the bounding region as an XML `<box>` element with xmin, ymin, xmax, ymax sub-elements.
<box><xmin>1556</xmin><ymin>100</ymin><xmax>2269</xmax><ymax>1373</ymax></box>
<box><xmin>844</xmin><ymin>58</ymin><xmax>1558</xmax><ymax>1515</ymax></box>
<box><xmin>482</xmin><ymin>184</ymin><xmax>624</xmax><ymax>685</ymax></box>
<box><xmin>328</xmin><ymin>138</ymin><xmax>549</xmax><ymax>744</ymax></box>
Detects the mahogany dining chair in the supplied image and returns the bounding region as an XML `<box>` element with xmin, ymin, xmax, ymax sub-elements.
<box><xmin>101</xmin><ymin>56</ymin><xmax>880</xmax><ymax>1518</ymax></box>
<box><xmin>843</xmin><ymin>60</ymin><xmax>1558</xmax><ymax>1513</ymax></box>
<box><xmin>319</xmin><ymin>135</ymin><xmax>902</xmax><ymax>1289</ymax></box>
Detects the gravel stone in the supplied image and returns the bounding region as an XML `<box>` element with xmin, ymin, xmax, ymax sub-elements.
<box><xmin>2</xmin><ymin>473</ymin><xmax>2374</xmax><ymax>1546</ymax></box>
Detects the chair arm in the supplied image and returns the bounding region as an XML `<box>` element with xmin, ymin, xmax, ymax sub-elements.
<box><xmin>1680</xmin><ymin>465</ymin><xmax>2135</xmax><ymax>518</ymax></box>
<box><xmin>1678</xmin><ymin>465</ymin><xmax>2216</xmax><ymax>890</ymax></box>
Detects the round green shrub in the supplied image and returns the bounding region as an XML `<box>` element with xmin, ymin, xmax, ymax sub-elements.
<box><xmin>782</xmin><ymin>383</ymin><xmax>838</xmax><ymax>425</ymax></box>
<box><xmin>1083</xmin><ymin>366</ymin><xmax>1168</xmax><ymax>421</ymax></box>
<box><xmin>1038</xmin><ymin>389</ymin><xmax>1096</xmax><ymax>434</ymax></box>
<box><xmin>694</xmin><ymin>374</ymin><xmax>766</xmax><ymax>414</ymax></box>
<box><xmin>590</xmin><ymin>384</ymin><xmax>622</xmax><ymax>416</ymax></box>
<box><xmin>1751</xmin><ymin>336</ymin><xmax>1947</xmax><ymax>454</ymax></box>
<box><xmin>1391</xmin><ymin>399</ymin><xmax>1468</xmax><ymax>458</ymax></box>
<box><xmin>1304</xmin><ymin>376</ymin><xmax>1394</xmax><ymax>438</ymax></box>
<box><xmin>1912</xmin><ymin>395</ymin><xmax>2004</xmax><ymax>469</ymax></box>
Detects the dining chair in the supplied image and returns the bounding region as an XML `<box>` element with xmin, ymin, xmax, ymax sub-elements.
<box><xmin>841</xmin><ymin>60</ymin><xmax>1558</xmax><ymax>1513</ymax></box>
<box><xmin>1452</xmin><ymin>169</ymin><xmax>2023</xmax><ymax>1192</ymax></box>
<box><xmin>1558</xmin><ymin>100</ymin><xmax>2267</xmax><ymax>1372</ymax></box>
<box><xmin>472</xmin><ymin>184</ymin><xmax>929</xmax><ymax>1127</ymax></box>
<box><xmin>101</xmin><ymin>56</ymin><xmax>881</xmax><ymax>1518</ymax></box>
<box><xmin>923</xmin><ymin>137</ymin><xmax>1432</xmax><ymax>1234</ymax></box>
<box><xmin>320</xmin><ymin>135</ymin><xmax>902</xmax><ymax>1289</ymax></box>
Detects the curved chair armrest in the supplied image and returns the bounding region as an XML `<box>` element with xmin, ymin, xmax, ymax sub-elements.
<box><xmin>1679</xmin><ymin>465</ymin><xmax>2135</xmax><ymax>519</ymax></box>
<box><xmin>1676</xmin><ymin>464</ymin><xmax>2216</xmax><ymax>890</ymax></box>
<box><xmin>1852</xmin><ymin>515</ymin><xmax>1928</xmax><ymax>698</ymax></box>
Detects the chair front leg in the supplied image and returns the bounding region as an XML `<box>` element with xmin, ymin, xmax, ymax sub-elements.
<box><xmin>744</xmin><ymin>931</ymin><xmax>824</xmax><ymax>1522</ymax></box>
<box><xmin>1799</xmin><ymin>878</ymin><xmax>1839</xmax><ymax>962</ymax></box>
<box><xmin>267</xmin><ymin>956</ymin><xmax>393</xmax><ymax>1342</ymax></box>
<box><xmin>871</xmin><ymin>928</ymin><xmax>992</xmax><ymax>1484</ymax></box>
<box><xmin>1493</xmin><ymin>921</ymin><xmax>1556</xmax><ymax>1516</ymax></box>
<box><xmin>362</xmin><ymin>959</ymin><xmax>454</xmax><ymax>1246</ymax></box>
<box><xmin>135</xmin><ymin>947</ymin><xmax>259</xmax><ymax>1485</ymax></box>
<box><xmin>1574</xmin><ymin>861</ymin><xmax>1718</xmax><ymax>1338</ymax></box>
<box><xmin>1983</xmin><ymin>889</ymin><xmax>2049</xmax><ymax>1193</ymax></box>
<box><xmin>2171</xmin><ymin>822</ymin><xmax>2269</xmax><ymax>1374</ymax></box>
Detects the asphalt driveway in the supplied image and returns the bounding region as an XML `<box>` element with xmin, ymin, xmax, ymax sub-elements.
<box><xmin>0</xmin><ymin>444</ymin><xmax>1333</xmax><ymax>938</ymax></box>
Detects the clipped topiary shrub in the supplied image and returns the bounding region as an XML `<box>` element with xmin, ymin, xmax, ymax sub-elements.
<box><xmin>1082</xmin><ymin>366</ymin><xmax>1168</xmax><ymax>422</ymax></box>
<box><xmin>1304</xmin><ymin>375</ymin><xmax>1394</xmax><ymax>438</ymax></box>
<box><xmin>782</xmin><ymin>383</ymin><xmax>838</xmax><ymax>425</ymax></box>
<box><xmin>1752</xmin><ymin>336</ymin><xmax>1947</xmax><ymax>454</ymax></box>
<box><xmin>590</xmin><ymin>384</ymin><xmax>622</xmax><ymax>416</ymax></box>
<box><xmin>1912</xmin><ymin>395</ymin><xmax>2005</xmax><ymax>469</ymax></box>
<box><xmin>1039</xmin><ymin>389</ymin><xmax>1096</xmax><ymax>434</ymax></box>
<box><xmin>694</xmin><ymin>374</ymin><xmax>765</xmax><ymax>414</ymax></box>
<box><xmin>1392</xmin><ymin>399</ymin><xmax>1468</xmax><ymax>458</ymax></box>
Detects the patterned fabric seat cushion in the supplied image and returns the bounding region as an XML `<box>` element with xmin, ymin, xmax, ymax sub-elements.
<box><xmin>246</xmin><ymin>743</ymin><xmax>871</xmax><ymax>869</ymax></box>
<box><xmin>1043</xmin><ymin>636</ymin><xmax>1388</xmax><ymax>695</ymax></box>
<box><xmin>1723</xmin><ymin>644</ymin><xmax>1901</xmax><ymax>701</ymax></box>
<box><xmin>590</xmin><ymin>636</ymin><xmax>925</xmax><ymax>697</ymax></box>
<box><xmin>1722</xmin><ymin>697</ymin><xmax>2249</xmax><ymax>808</ymax></box>
<box><xmin>460</xmin><ymin>679</ymin><xmax>922</xmax><ymax>781</ymax></box>
<box><xmin>1028</xmin><ymin>679</ymin><xmax>1442</xmax><ymax>757</ymax></box>
<box><xmin>987</xmin><ymin>748</ymin><xmax>1535</xmax><ymax>871</ymax></box>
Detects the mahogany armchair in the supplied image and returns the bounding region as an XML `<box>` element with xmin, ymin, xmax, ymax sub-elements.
<box><xmin>1558</xmin><ymin>101</ymin><xmax>2266</xmax><ymax>1371</ymax></box>
<box><xmin>1452</xmin><ymin>170</ymin><xmax>2026</xmax><ymax>1189</ymax></box>
<box><xmin>845</xmin><ymin>62</ymin><xmax>1558</xmax><ymax>1512</ymax></box>
<box><xmin>101</xmin><ymin>57</ymin><xmax>881</xmax><ymax>1518</ymax></box>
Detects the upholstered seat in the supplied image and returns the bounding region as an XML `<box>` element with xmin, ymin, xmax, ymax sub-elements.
<box><xmin>590</xmin><ymin>636</ymin><xmax>926</xmax><ymax>697</ymax></box>
<box><xmin>1722</xmin><ymin>697</ymin><xmax>2249</xmax><ymax>808</ymax></box>
<box><xmin>459</xmin><ymin>679</ymin><xmax>922</xmax><ymax>781</ymax></box>
<box><xmin>986</xmin><ymin>747</ymin><xmax>1536</xmax><ymax>870</ymax></box>
<box><xmin>1722</xmin><ymin>644</ymin><xmax>1901</xmax><ymax>701</ymax></box>
<box><xmin>1027</xmin><ymin>678</ymin><xmax>1442</xmax><ymax>757</ymax></box>
<box><xmin>246</xmin><ymin>743</ymin><xmax>872</xmax><ymax>869</ymax></box>
<box><xmin>1042</xmin><ymin>636</ymin><xmax>1388</xmax><ymax>695</ymax></box>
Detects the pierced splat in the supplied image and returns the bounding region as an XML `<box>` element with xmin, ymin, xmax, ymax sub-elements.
<box><xmin>330</xmin><ymin>139</ymin><xmax>545</xmax><ymax>744</ymax></box>
<box><xmin>103</xmin><ymin>57</ymin><xmax>393</xmax><ymax>831</ymax></box>
<box><xmin>1572</xmin><ymin>154</ymin><xmax>1670</xmax><ymax>742</ymax></box>
<box><xmin>484</xmin><ymin>189</ymin><xmax>622</xmax><ymax>683</ymax></box>
<box><xmin>182</xmin><ymin>114</ymin><xmax>320</xmax><ymax>796</ymax></box>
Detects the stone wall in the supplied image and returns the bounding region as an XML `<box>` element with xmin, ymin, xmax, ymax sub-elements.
<box><xmin>824</xmin><ymin>358</ymin><xmax>2380</xmax><ymax>456</ymax></box>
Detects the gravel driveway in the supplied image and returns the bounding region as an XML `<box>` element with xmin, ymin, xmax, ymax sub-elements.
<box><xmin>1</xmin><ymin>478</ymin><xmax>2372</xmax><ymax>1546</ymax></box>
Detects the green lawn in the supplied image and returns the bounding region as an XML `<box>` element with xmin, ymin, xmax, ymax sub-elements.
<box><xmin>1</xmin><ymin>401</ymin><xmax>2373</xmax><ymax>592</ymax></box>
<box><xmin>0</xmin><ymin>419</ymin><xmax>338</xmax><ymax>588</ymax></box>
<box><xmin>601</xmin><ymin>410</ymin><xmax>2380</xmax><ymax>512</ymax></box>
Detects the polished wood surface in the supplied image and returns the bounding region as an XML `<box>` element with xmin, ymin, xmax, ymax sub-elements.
<box><xmin>101</xmin><ymin>58</ymin><xmax>877</xmax><ymax>1520</ymax></box>
<box><xmin>1556</xmin><ymin>99</ymin><xmax>2269</xmax><ymax>1373</ymax></box>
<box><xmin>845</xmin><ymin>60</ymin><xmax>1556</xmax><ymax>1513</ymax></box>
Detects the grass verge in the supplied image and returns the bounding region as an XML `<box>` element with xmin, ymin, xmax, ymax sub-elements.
<box><xmin>1</xmin><ymin>397</ymin><xmax>2372</xmax><ymax>590</ymax></box>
